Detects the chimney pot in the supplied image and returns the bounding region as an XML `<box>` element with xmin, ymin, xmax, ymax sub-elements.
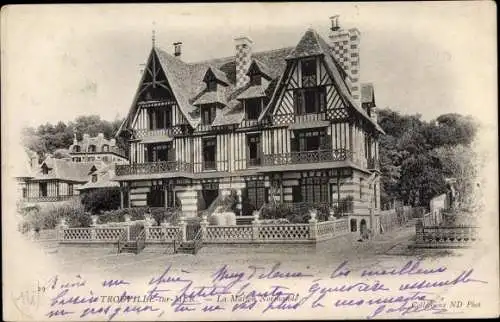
<box><xmin>173</xmin><ymin>42</ymin><xmax>182</xmax><ymax>57</ymax></box>
<box><xmin>330</xmin><ymin>15</ymin><xmax>340</xmax><ymax>31</ymax></box>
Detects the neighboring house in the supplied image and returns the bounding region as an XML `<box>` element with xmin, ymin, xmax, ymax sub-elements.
<box><xmin>114</xmin><ymin>17</ymin><xmax>382</xmax><ymax>228</ymax></box>
<box><xmin>19</xmin><ymin>156</ymin><xmax>95</xmax><ymax>203</ymax></box>
<box><xmin>69</xmin><ymin>132</ymin><xmax>128</xmax><ymax>164</ymax></box>
<box><xmin>77</xmin><ymin>163</ymin><xmax>120</xmax><ymax>193</ymax></box>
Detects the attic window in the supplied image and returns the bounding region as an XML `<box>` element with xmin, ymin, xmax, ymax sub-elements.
<box><xmin>207</xmin><ymin>79</ymin><xmax>217</xmax><ymax>92</ymax></box>
<box><xmin>88</xmin><ymin>145</ymin><xmax>97</xmax><ymax>153</ymax></box>
<box><xmin>42</xmin><ymin>164</ymin><xmax>49</xmax><ymax>175</ymax></box>
<box><xmin>73</xmin><ymin>145</ymin><xmax>81</xmax><ymax>153</ymax></box>
<box><xmin>201</xmin><ymin>104</ymin><xmax>217</xmax><ymax>125</ymax></box>
<box><xmin>301</xmin><ymin>58</ymin><xmax>317</xmax><ymax>88</ymax></box>
<box><xmin>91</xmin><ymin>174</ymin><xmax>98</xmax><ymax>183</ymax></box>
<box><xmin>250</xmin><ymin>74</ymin><xmax>261</xmax><ymax>86</ymax></box>
<box><xmin>102</xmin><ymin>145</ymin><xmax>109</xmax><ymax>152</ymax></box>
<box><xmin>245</xmin><ymin>98</ymin><xmax>262</xmax><ymax>120</ymax></box>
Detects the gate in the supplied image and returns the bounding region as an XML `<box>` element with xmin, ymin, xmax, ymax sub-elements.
<box><xmin>186</xmin><ymin>222</ymin><xmax>201</xmax><ymax>241</ymax></box>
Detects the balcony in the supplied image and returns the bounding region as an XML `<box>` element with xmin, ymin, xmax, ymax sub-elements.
<box><xmin>115</xmin><ymin>161</ymin><xmax>193</xmax><ymax>177</ymax></box>
<box><xmin>262</xmin><ymin>149</ymin><xmax>352</xmax><ymax>166</ymax></box>
<box><xmin>133</xmin><ymin>126</ymin><xmax>187</xmax><ymax>139</ymax></box>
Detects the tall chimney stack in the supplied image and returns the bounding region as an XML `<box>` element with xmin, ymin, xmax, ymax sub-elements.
<box><xmin>328</xmin><ymin>15</ymin><xmax>361</xmax><ymax>107</ymax></box>
<box><xmin>234</xmin><ymin>36</ymin><xmax>253</xmax><ymax>88</ymax></box>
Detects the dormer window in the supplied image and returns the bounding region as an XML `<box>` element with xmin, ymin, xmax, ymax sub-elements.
<box><xmin>245</xmin><ymin>98</ymin><xmax>262</xmax><ymax>120</ymax></box>
<box><xmin>88</xmin><ymin>145</ymin><xmax>96</xmax><ymax>153</ymax></box>
<box><xmin>250</xmin><ymin>74</ymin><xmax>261</xmax><ymax>86</ymax></box>
<box><xmin>301</xmin><ymin>58</ymin><xmax>317</xmax><ymax>88</ymax></box>
<box><xmin>91</xmin><ymin>174</ymin><xmax>98</xmax><ymax>183</ymax></box>
<box><xmin>201</xmin><ymin>104</ymin><xmax>217</xmax><ymax>125</ymax></box>
<box><xmin>42</xmin><ymin>164</ymin><xmax>49</xmax><ymax>175</ymax></box>
<box><xmin>73</xmin><ymin>145</ymin><xmax>81</xmax><ymax>153</ymax></box>
<box><xmin>207</xmin><ymin>79</ymin><xmax>217</xmax><ymax>92</ymax></box>
<box><xmin>102</xmin><ymin>144</ymin><xmax>109</xmax><ymax>152</ymax></box>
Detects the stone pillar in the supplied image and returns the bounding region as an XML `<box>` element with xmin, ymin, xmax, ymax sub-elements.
<box><xmin>179</xmin><ymin>216</ymin><xmax>187</xmax><ymax>242</ymax></box>
<box><xmin>90</xmin><ymin>215</ymin><xmax>98</xmax><ymax>240</ymax></box>
<box><xmin>120</xmin><ymin>187</ymin><xmax>124</xmax><ymax>209</ymax></box>
<box><xmin>144</xmin><ymin>211</ymin><xmax>153</xmax><ymax>241</ymax></box>
<box><xmin>57</xmin><ymin>217</ymin><xmax>69</xmax><ymax>241</ymax></box>
<box><xmin>236</xmin><ymin>189</ymin><xmax>243</xmax><ymax>216</ymax></box>
<box><xmin>160</xmin><ymin>220</ymin><xmax>169</xmax><ymax>242</ymax></box>
<box><xmin>124</xmin><ymin>214</ymin><xmax>131</xmax><ymax>240</ymax></box>
<box><xmin>252</xmin><ymin>211</ymin><xmax>260</xmax><ymax>241</ymax></box>
<box><xmin>309</xmin><ymin>211</ymin><xmax>318</xmax><ymax>240</ymax></box>
<box><xmin>200</xmin><ymin>215</ymin><xmax>208</xmax><ymax>241</ymax></box>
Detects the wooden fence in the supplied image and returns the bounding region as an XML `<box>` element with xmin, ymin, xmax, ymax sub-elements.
<box><xmin>57</xmin><ymin>217</ymin><xmax>350</xmax><ymax>245</ymax></box>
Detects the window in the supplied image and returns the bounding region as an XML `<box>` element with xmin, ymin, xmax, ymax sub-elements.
<box><xmin>88</xmin><ymin>145</ymin><xmax>96</xmax><ymax>153</ymax></box>
<box><xmin>360</xmin><ymin>178</ymin><xmax>363</xmax><ymax>199</ymax></box>
<box><xmin>350</xmin><ymin>219</ymin><xmax>357</xmax><ymax>232</ymax></box>
<box><xmin>294</xmin><ymin>87</ymin><xmax>326</xmax><ymax>115</ymax></box>
<box><xmin>73</xmin><ymin>145</ymin><xmax>81</xmax><ymax>152</ymax></box>
<box><xmin>88</xmin><ymin>157</ymin><xmax>95</xmax><ymax>161</ymax></box>
<box><xmin>202</xmin><ymin>138</ymin><xmax>217</xmax><ymax>170</ymax></box>
<box><xmin>301</xmin><ymin>177</ymin><xmax>329</xmax><ymax>203</ymax></box>
<box><xmin>374</xmin><ymin>183</ymin><xmax>377</xmax><ymax>208</ymax></box>
<box><xmin>39</xmin><ymin>182</ymin><xmax>47</xmax><ymax>197</ymax></box>
<box><xmin>22</xmin><ymin>188</ymin><xmax>27</xmax><ymax>198</ymax></box>
<box><xmin>201</xmin><ymin>104</ymin><xmax>217</xmax><ymax>125</ymax></box>
<box><xmin>207</xmin><ymin>80</ymin><xmax>217</xmax><ymax>92</ymax></box>
<box><xmin>245</xmin><ymin>98</ymin><xmax>261</xmax><ymax>120</ymax></box>
<box><xmin>102</xmin><ymin>145</ymin><xmax>109</xmax><ymax>152</ymax></box>
<box><xmin>244</xmin><ymin>180</ymin><xmax>267</xmax><ymax>213</ymax></box>
<box><xmin>42</xmin><ymin>164</ymin><xmax>49</xmax><ymax>175</ymax></box>
<box><xmin>148</xmin><ymin>108</ymin><xmax>172</xmax><ymax>130</ymax></box>
<box><xmin>295</xmin><ymin>129</ymin><xmax>328</xmax><ymax>152</ymax></box>
<box><xmin>102</xmin><ymin>156</ymin><xmax>109</xmax><ymax>162</ymax></box>
<box><xmin>148</xmin><ymin>181</ymin><xmax>165</xmax><ymax>207</ymax></box>
<box><xmin>68</xmin><ymin>184</ymin><xmax>74</xmax><ymax>196</ymax></box>
<box><xmin>147</xmin><ymin>143</ymin><xmax>173</xmax><ymax>162</ymax></box>
<box><xmin>301</xmin><ymin>59</ymin><xmax>317</xmax><ymax>88</ymax></box>
<box><xmin>250</xmin><ymin>73</ymin><xmax>261</xmax><ymax>86</ymax></box>
<box><xmin>91</xmin><ymin>174</ymin><xmax>98</xmax><ymax>183</ymax></box>
<box><xmin>247</xmin><ymin>134</ymin><xmax>261</xmax><ymax>166</ymax></box>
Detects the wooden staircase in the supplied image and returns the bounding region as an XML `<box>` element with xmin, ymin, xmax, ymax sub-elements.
<box><xmin>173</xmin><ymin>227</ymin><xmax>203</xmax><ymax>255</ymax></box>
<box><xmin>117</xmin><ymin>227</ymin><xmax>146</xmax><ymax>255</ymax></box>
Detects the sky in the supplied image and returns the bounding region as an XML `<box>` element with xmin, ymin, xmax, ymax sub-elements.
<box><xmin>1</xmin><ymin>2</ymin><xmax>497</xmax><ymax>133</ymax></box>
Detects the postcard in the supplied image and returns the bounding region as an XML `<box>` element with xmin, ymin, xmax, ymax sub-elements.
<box><xmin>1</xmin><ymin>2</ymin><xmax>498</xmax><ymax>321</ymax></box>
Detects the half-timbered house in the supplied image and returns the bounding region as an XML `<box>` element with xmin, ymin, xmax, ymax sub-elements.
<box><xmin>115</xmin><ymin>19</ymin><xmax>383</xmax><ymax>231</ymax></box>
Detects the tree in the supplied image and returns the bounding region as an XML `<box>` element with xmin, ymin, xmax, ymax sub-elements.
<box><xmin>431</xmin><ymin>144</ymin><xmax>478</xmax><ymax>207</ymax></box>
<box><xmin>80</xmin><ymin>188</ymin><xmax>121</xmax><ymax>214</ymax></box>
<box><xmin>53</xmin><ymin>148</ymin><xmax>71</xmax><ymax>159</ymax></box>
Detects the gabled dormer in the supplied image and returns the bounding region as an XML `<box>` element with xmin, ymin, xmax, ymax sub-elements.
<box><xmin>246</xmin><ymin>60</ymin><xmax>272</xmax><ymax>88</ymax></box>
<box><xmin>202</xmin><ymin>67</ymin><xmax>230</xmax><ymax>92</ymax></box>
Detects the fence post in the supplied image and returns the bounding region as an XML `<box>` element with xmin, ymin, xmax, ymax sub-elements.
<box><xmin>124</xmin><ymin>214</ymin><xmax>131</xmax><ymax>241</ymax></box>
<box><xmin>57</xmin><ymin>217</ymin><xmax>68</xmax><ymax>241</ymax></box>
<box><xmin>416</xmin><ymin>219</ymin><xmax>424</xmax><ymax>243</ymax></box>
<box><xmin>179</xmin><ymin>216</ymin><xmax>187</xmax><ymax>242</ymax></box>
<box><xmin>90</xmin><ymin>215</ymin><xmax>98</xmax><ymax>240</ymax></box>
<box><xmin>309</xmin><ymin>211</ymin><xmax>318</xmax><ymax>241</ymax></box>
<box><xmin>252</xmin><ymin>211</ymin><xmax>260</xmax><ymax>242</ymax></box>
<box><xmin>161</xmin><ymin>220</ymin><xmax>168</xmax><ymax>242</ymax></box>
<box><xmin>200</xmin><ymin>215</ymin><xmax>208</xmax><ymax>241</ymax></box>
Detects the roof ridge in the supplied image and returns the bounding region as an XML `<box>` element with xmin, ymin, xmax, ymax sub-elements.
<box><xmin>186</xmin><ymin>46</ymin><xmax>295</xmax><ymax>65</ymax></box>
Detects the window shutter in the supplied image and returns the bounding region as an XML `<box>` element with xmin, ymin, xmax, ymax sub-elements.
<box><xmin>319</xmin><ymin>89</ymin><xmax>326</xmax><ymax>112</ymax></box>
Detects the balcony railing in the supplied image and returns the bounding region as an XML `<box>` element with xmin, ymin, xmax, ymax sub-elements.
<box><xmin>262</xmin><ymin>149</ymin><xmax>352</xmax><ymax>166</ymax></box>
<box><xmin>133</xmin><ymin>125</ymin><xmax>187</xmax><ymax>138</ymax></box>
<box><xmin>193</xmin><ymin>160</ymin><xmax>230</xmax><ymax>172</ymax></box>
<box><xmin>24</xmin><ymin>195</ymin><xmax>78</xmax><ymax>203</ymax></box>
<box><xmin>115</xmin><ymin>161</ymin><xmax>193</xmax><ymax>177</ymax></box>
<box><xmin>272</xmin><ymin>112</ymin><xmax>327</xmax><ymax>125</ymax></box>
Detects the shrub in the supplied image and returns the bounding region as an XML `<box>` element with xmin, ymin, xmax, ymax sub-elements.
<box><xmin>80</xmin><ymin>188</ymin><xmax>121</xmax><ymax>214</ymax></box>
<box><xmin>17</xmin><ymin>199</ymin><xmax>88</xmax><ymax>230</ymax></box>
<box><xmin>99</xmin><ymin>207</ymin><xmax>180</xmax><ymax>226</ymax></box>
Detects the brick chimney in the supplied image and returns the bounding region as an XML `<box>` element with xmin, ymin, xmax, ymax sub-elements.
<box><xmin>328</xmin><ymin>15</ymin><xmax>361</xmax><ymax>107</ymax></box>
<box><xmin>173</xmin><ymin>42</ymin><xmax>182</xmax><ymax>57</ymax></box>
<box><xmin>234</xmin><ymin>36</ymin><xmax>253</xmax><ymax>88</ymax></box>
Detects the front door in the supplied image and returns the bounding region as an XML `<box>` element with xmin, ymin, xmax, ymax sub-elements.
<box><xmin>201</xmin><ymin>189</ymin><xmax>219</xmax><ymax>210</ymax></box>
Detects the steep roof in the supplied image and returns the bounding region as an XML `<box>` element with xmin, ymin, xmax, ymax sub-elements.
<box><xmin>77</xmin><ymin>164</ymin><xmax>119</xmax><ymax>190</ymax></box>
<box><xmin>69</xmin><ymin>134</ymin><xmax>126</xmax><ymax>158</ymax></box>
<box><xmin>31</xmin><ymin>157</ymin><xmax>97</xmax><ymax>182</ymax></box>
